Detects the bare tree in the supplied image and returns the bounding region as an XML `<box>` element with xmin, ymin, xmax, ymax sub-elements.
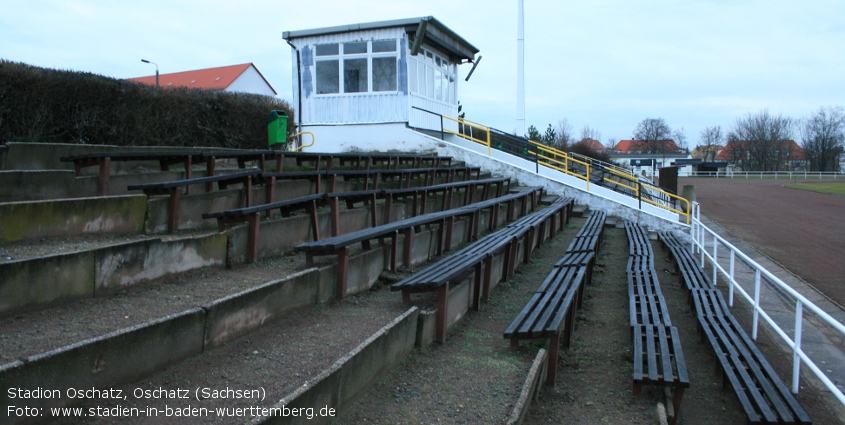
<box><xmin>730</xmin><ymin>110</ymin><xmax>794</xmax><ymax>171</ymax></box>
<box><xmin>698</xmin><ymin>126</ymin><xmax>723</xmax><ymax>162</ymax></box>
<box><xmin>555</xmin><ymin>119</ymin><xmax>575</xmax><ymax>150</ymax></box>
<box><xmin>606</xmin><ymin>137</ymin><xmax>618</xmax><ymax>150</ymax></box>
<box><xmin>801</xmin><ymin>106</ymin><xmax>845</xmax><ymax>171</ymax></box>
<box><xmin>672</xmin><ymin>127</ymin><xmax>688</xmax><ymax>152</ymax></box>
<box><xmin>632</xmin><ymin>118</ymin><xmax>672</xmax><ymax>154</ymax></box>
<box><xmin>580</xmin><ymin>125</ymin><xmax>601</xmax><ymax>143</ymax></box>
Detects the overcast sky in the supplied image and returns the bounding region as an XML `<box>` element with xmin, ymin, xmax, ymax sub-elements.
<box><xmin>3</xmin><ymin>0</ymin><xmax>843</xmax><ymax>147</ymax></box>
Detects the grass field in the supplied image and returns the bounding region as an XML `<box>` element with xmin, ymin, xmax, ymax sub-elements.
<box><xmin>783</xmin><ymin>182</ymin><xmax>845</xmax><ymax>195</ymax></box>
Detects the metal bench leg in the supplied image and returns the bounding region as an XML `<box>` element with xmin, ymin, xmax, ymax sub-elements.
<box><xmin>308</xmin><ymin>200</ymin><xmax>320</xmax><ymax>241</ymax></box>
<box><xmin>205</xmin><ymin>157</ymin><xmax>216</xmax><ymax>192</ymax></box>
<box><xmin>482</xmin><ymin>257</ymin><xmax>493</xmax><ymax>303</ymax></box>
<box><xmin>98</xmin><ymin>157</ymin><xmax>111</xmax><ymax>196</ymax></box>
<box><xmin>247</xmin><ymin>213</ymin><xmax>260</xmax><ymax>263</ymax></box>
<box><xmin>472</xmin><ymin>263</ymin><xmax>482</xmax><ymax>310</ymax></box>
<box><xmin>436</xmin><ymin>283</ymin><xmax>449</xmax><ymax>343</ymax></box>
<box><xmin>403</xmin><ymin>227</ymin><xmax>413</xmax><ymax>267</ymax></box>
<box><xmin>671</xmin><ymin>387</ymin><xmax>684</xmax><ymax>425</ymax></box>
<box><xmin>330</xmin><ymin>197</ymin><xmax>340</xmax><ymax>237</ymax></box>
<box><xmin>390</xmin><ymin>231</ymin><xmax>399</xmax><ymax>271</ymax></box>
<box><xmin>336</xmin><ymin>247</ymin><xmax>350</xmax><ymax>298</ymax></box>
<box><xmin>167</xmin><ymin>187</ymin><xmax>181</xmax><ymax>233</ymax></box>
<box><xmin>444</xmin><ymin>216</ymin><xmax>454</xmax><ymax>251</ymax></box>
<box><xmin>546</xmin><ymin>333</ymin><xmax>560</xmax><ymax>386</ymax></box>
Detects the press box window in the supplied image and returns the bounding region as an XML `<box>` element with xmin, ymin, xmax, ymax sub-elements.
<box><xmin>313</xmin><ymin>40</ymin><xmax>397</xmax><ymax>95</ymax></box>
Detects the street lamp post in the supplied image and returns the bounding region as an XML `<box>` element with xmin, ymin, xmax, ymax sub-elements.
<box><xmin>141</xmin><ymin>59</ymin><xmax>159</xmax><ymax>88</ymax></box>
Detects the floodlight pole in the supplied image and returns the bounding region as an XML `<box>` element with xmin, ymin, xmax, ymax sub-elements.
<box><xmin>516</xmin><ymin>0</ymin><xmax>525</xmax><ymax>137</ymax></box>
<box><xmin>141</xmin><ymin>59</ymin><xmax>159</xmax><ymax>87</ymax></box>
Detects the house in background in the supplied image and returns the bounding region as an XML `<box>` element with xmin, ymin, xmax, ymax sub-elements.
<box><xmin>127</xmin><ymin>63</ymin><xmax>277</xmax><ymax>97</ymax></box>
<box><xmin>575</xmin><ymin>138</ymin><xmax>606</xmax><ymax>152</ymax></box>
<box><xmin>283</xmin><ymin>17</ymin><xmax>480</xmax><ymax>152</ymax></box>
<box><xmin>608</xmin><ymin>139</ymin><xmax>691</xmax><ymax>177</ymax></box>
<box><xmin>716</xmin><ymin>139</ymin><xmax>806</xmax><ymax>171</ymax></box>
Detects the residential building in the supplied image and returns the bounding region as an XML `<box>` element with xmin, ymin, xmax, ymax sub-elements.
<box><xmin>608</xmin><ymin>139</ymin><xmax>691</xmax><ymax>177</ymax></box>
<box><xmin>128</xmin><ymin>63</ymin><xmax>277</xmax><ymax>97</ymax></box>
<box><xmin>716</xmin><ymin>139</ymin><xmax>806</xmax><ymax>171</ymax></box>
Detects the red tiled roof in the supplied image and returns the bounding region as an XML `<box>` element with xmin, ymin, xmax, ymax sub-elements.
<box><xmin>716</xmin><ymin>140</ymin><xmax>805</xmax><ymax>161</ymax></box>
<box><xmin>613</xmin><ymin>139</ymin><xmax>680</xmax><ymax>154</ymax></box>
<box><xmin>127</xmin><ymin>63</ymin><xmax>276</xmax><ymax>94</ymax></box>
<box><xmin>576</xmin><ymin>138</ymin><xmax>606</xmax><ymax>151</ymax></box>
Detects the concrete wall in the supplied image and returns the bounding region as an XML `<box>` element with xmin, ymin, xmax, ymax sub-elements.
<box><xmin>94</xmin><ymin>233</ymin><xmax>226</xmax><ymax>295</ymax></box>
<box><xmin>0</xmin><ymin>251</ymin><xmax>95</xmax><ymax>313</ymax></box>
<box><xmin>0</xmin><ymin>233</ymin><xmax>227</xmax><ymax>313</ymax></box>
<box><xmin>0</xmin><ymin>195</ymin><xmax>147</xmax><ymax>242</ymax></box>
<box><xmin>0</xmin><ymin>170</ymin><xmax>205</xmax><ymax>201</ymax></box>
<box><xmin>203</xmin><ymin>268</ymin><xmax>324</xmax><ymax>349</ymax></box>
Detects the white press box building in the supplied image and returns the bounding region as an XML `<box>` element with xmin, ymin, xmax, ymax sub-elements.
<box><xmin>283</xmin><ymin>17</ymin><xmax>480</xmax><ymax>152</ymax></box>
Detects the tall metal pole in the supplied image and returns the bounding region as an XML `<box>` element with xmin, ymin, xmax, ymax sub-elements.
<box><xmin>516</xmin><ymin>0</ymin><xmax>525</xmax><ymax>137</ymax></box>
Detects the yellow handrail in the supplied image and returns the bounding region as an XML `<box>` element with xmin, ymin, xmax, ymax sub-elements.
<box><xmin>439</xmin><ymin>114</ymin><xmax>689</xmax><ymax>224</ymax></box>
<box><xmin>290</xmin><ymin>131</ymin><xmax>315</xmax><ymax>152</ymax></box>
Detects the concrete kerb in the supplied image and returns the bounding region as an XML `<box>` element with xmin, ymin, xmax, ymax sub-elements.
<box><xmin>203</xmin><ymin>268</ymin><xmax>323</xmax><ymax>349</ymax></box>
<box><xmin>248</xmin><ymin>307</ymin><xmax>420</xmax><ymax>425</ymax></box>
<box><xmin>0</xmin><ymin>308</ymin><xmax>207</xmax><ymax>424</ymax></box>
<box><xmin>507</xmin><ymin>348</ymin><xmax>548</xmax><ymax>425</ymax></box>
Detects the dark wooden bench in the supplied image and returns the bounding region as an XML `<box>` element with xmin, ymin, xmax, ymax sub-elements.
<box><xmin>61</xmin><ymin>151</ymin><xmax>204</xmax><ymax>195</ymax></box>
<box><xmin>273</xmin><ymin>151</ymin><xmax>452</xmax><ymax>171</ymax></box>
<box><xmin>691</xmin><ymin>288</ymin><xmax>812</xmax><ymax>424</ymax></box>
<box><xmin>203</xmin><ymin>193</ymin><xmax>326</xmax><ymax>262</ymax></box>
<box><xmin>330</xmin><ymin>166</ymin><xmax>480</xmax><ymax>191</ymax></box>
<box><xmin>661</xmin><ymin>232</ymin><xmax>812</xmax><ymax>424</ymax></box>
<box><xmin>628</xmin><ymin>268</ymin><xmax>673</xmax><ymax>328</ymax></box>
<box><xmin>507</xmin><ymin>197</ymin><xmax>574</xmax><ymax>254</ymax></box>
<box><xmin>127</xmin><ymin>170</ymin><xmax>262</xmax><ymax>232</ymax></box>
<box><xmin>382</xmin><ymin>177</ymin><xmax>510</xmax><ymax>219</ymax></box>
<box><xmin>625</xmin><ymin>221</ymin><xmax>687</xmax><ymax>423</ymax></box>
<box><xmin>659</xmin><ymin>231</ymin><xmax>714</xmax><ymax>292</ymax></box>
<box><xmin>625</xmin><ymin>220</ymin><xmax>654</xmax><ymax>257</ymax></box>
<box><xmin>632</xmin><ymin>324</ymin><xmax>689</xmax><ymax>424</ymax></box>
<box><xmin>504</xmin><ymin>264</ymin><xmax>589</xmax><ymax>385</ymax></box>
<box><xmin>296</xmin><ymin>187</ymin><xmax>543</xmax><ymax>299</ymax></box>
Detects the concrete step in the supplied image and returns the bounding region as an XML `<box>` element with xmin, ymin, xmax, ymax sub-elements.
<box><xmin>572</xmin><ymin>203</ymin><xmax>589</xmax><ymax>217</ymax></box>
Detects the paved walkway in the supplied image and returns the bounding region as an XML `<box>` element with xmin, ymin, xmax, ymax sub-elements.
<box><xmin>694</xmin><ymin>213</ymin><xmax>845</xmax><ymax>410</ymax></box>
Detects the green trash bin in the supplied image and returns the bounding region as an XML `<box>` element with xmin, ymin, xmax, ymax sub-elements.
<box><xmin>267</xmin><ymin>110</ymin><xmax>288</xmax><ymax>147</ymax></box>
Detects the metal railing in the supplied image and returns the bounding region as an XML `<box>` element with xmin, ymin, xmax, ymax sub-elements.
<box><xmin>290</xmin><ymin>131</ymin><xmax>315</xmax><ymax>152</ymax></box>
<box><xmin>412</xmin><ymin>107</ymin><xmax>691</xmax><ymax>224</ymax></box>
<box><xmin>691</xmin><ymin>202</ymin><xmax>845</xmax><ymax>405</ymax></box>
<box><xmin>688</xmin><ymin>170</ymin><xmax>844</xmax><ymax>179</ymax></box>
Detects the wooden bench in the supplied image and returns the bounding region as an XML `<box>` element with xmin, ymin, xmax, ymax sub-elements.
<box><xmin>627</xmin><ymin>268</ymin><xmax>673</xmax><ymax>328</ymax></box>
<box><xmin>632</xmin><ymin>324</ymin><xmax>689</xmax><ymax>424</ymax></box>
<box><xmin>329</xmin><ymin>166</ymin><xmax>475</xmax><ymax>191</ymax></box>
<box><xmin>296</xmin><ymin>187</ymin><xmax>543</xmax><ymax>299</ymax></box>
<box><xmin>273</xmin><ymin>151</ymin><xmax>452</xmax><ymax>171</ymax></box>
<box><xmin>507</xmin><ymin>197</ymin><xmax>574</xmax><ymax>254</ymax></box>
<box><xmin>659</xmin><ymin>231</ymin><xmax>714</xmax><ymax>292</ymax></box>
<box><xmin>504</xmin><ymin>265</ymin><xmax>589</xmax><ymax>385</ymax></box>
<box><xmin>203</xmin><ymin>193</ymin><xmax>326</xmax><ymax>262</ymax></box>
<box><xmin>127</xmin><ymin>170</ymin><xmax>262</xmax><ymax>232</ymax></box>
<box><xmin>661</xmin><ymin>232</ymin><xmax>812</xmax><ymax>424</ymax></box>
<box><xmin>382</xmin><ymin>177</ymin><xmax>510</xmax><ymax>219</ymax></box>
<box><xmin>691</xmin><ymin>288</ymin><xmax>812</xmax><ymax>424</ymax></box>
<box><xmin>61</xmin><ymin>151</ymin><xmax>205</xmax><ymax>195</ymax></box>
<box><xmin>624</xmin><ymin>220</ymin><xmax>654</xmax><ymax>257</ymax></box>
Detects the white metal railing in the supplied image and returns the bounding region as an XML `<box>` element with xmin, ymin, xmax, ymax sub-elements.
<box><xmin>690</xmin><ymin>202</ymin><xmax>845</xmax><ymax>406</ymax></box>
<box><xmin>688</xmin><ymin>170</ymin><xmax>844</xmax><ymax>179</ymax></box>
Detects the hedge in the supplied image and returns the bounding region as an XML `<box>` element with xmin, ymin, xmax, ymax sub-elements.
<box><xmin>0</xmin><ymin>60</ymin><xmax>294</xmax><ymax>150</ymax></box>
